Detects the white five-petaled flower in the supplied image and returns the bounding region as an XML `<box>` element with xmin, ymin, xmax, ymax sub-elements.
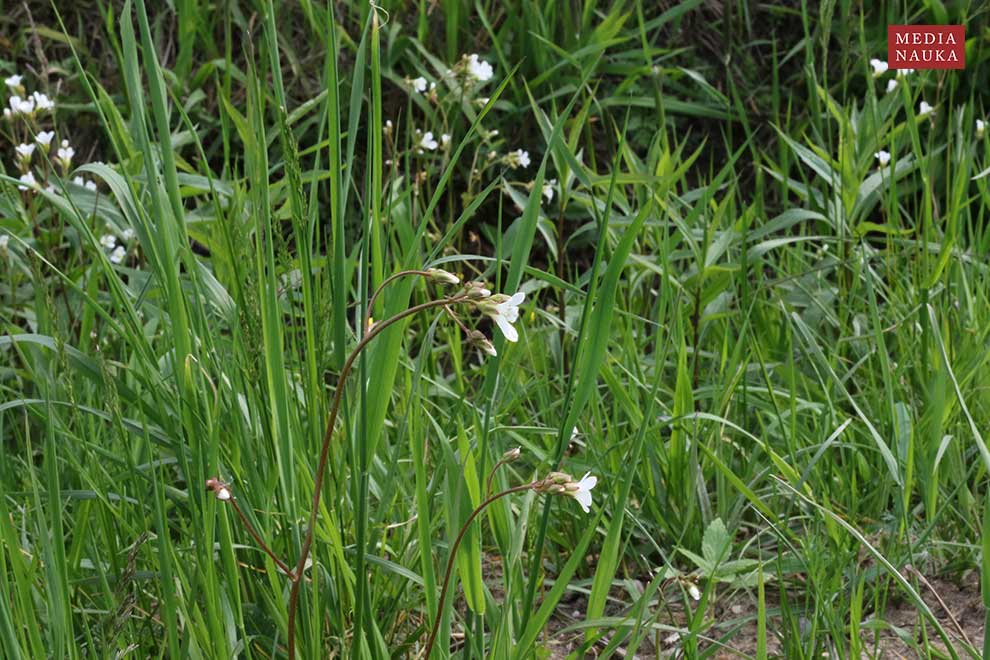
<box><xmin>418</xmin><ymin>131</ymin><xmax>439</xmax><ymax>151</ymax></box>
<box><xmin>566</xmin><ymin>472</ymin><xmax>597</xmax><ymax>513</ymax></box>
<box><xmin>977</xmin><ymin>119</ymin><xmax>985</xmax><ymax>140</ymax></box>
<box><xmin>886</xmin><ymin>79</ymin><xmax>898</xmax><ymax>93</ymax></box>
<box><xmin>35</xmin><ymin>130</ymin><xmax>55</xmax><ymax>149</ymax></box>
<box><xmin>4</xmin><ymin>74</ymin><xmax>23</xmax><ymax>90</ymax></box>
<box><xmin>15</xmin><ymin>143</ymin><xmax>35</xmax><ymax>160</ymax></box>
<box><xmin>486</xmin><ymin>291</ymin><xmax>524</xmax><ymax>342</ymax></box>
<box><xmin>918</xmin><ymin>100</ymin><xmax>934</xmax><ymax>117</ymax></box>
<box><xmin>109</xmin><ymin>245</ymin><xmax>127</xmax><ymax>264</ymax></box>
<box><xmin>465</xmin><ymin>54</ymin><xmax>494</xmax><ymax>82</ymax></box>
<box><xmin>17</xmin><ymin>171</ymin><xmax>37</xmax><ymax>191</ymax></box>
<box><xmin>100</xmin><ymin>234</ymin><xmax>117</xmax><ymax>249</ymax></box>
<box><xmin>411</xmin><ymin>76</ymin><xmax>428</xmax><ymax>93</ymax></box>
<box><xmin>869</xmin><ymin>59</ymin><xmax>888</xmax><ymax>76</ymax></box>
<box><xmin>874</xmin><ymin>150</ymin><xmax>891</xmax><ymax>167</ymax></box>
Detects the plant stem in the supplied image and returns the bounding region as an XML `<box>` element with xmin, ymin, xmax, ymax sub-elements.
<box><xmin>286</xmin><ymin>294</ymin><xmax>469</xmax><ymax>658</ymax></box>
<box><xmin>422</xmin><ymin>482</ymin><xmax>535</xmax><ymax>659</ymax></box>
<box><xmin>228</xmin><ymin>498</ymin><xmax>296</xmax><ymax>579</ymax></box>
<box><xmin>363</xmin><ymin>269</ymin><xmax>433</xmax><ymax>330</ymax></box>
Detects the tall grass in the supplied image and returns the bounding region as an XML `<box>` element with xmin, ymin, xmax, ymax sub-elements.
<box><xmin>1</xmin><ymin>0</ymin><xmax>989</xmax><ymax>657</ymax></box>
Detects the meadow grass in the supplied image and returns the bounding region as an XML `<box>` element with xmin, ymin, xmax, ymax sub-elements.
<box><xmin>1</xmin><ymin>1</ymin><xmax>989</xmax><ymax>657</ymax></box>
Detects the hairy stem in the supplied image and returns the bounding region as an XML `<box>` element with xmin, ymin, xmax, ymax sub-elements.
<box><xmin>422</xmin><ymin>482</ymin><xmax>536</xmax><ymax>659</ymax></box>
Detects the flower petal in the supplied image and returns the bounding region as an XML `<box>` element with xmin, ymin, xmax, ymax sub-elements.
<box><xmin>494</xmin><ymin>314</ymin><xmax>518</xmax><ymax>342</ymax></box>
<box><xmin>573</xmin><ymin>489</ymin><xmax>592</xmax><ymax>513</ymax></box>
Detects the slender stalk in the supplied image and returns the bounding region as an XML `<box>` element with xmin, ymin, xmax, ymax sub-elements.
<box><xmin>363</xmin><ymin>269</ymin><xmax>433</xmax><ymax>330</ymax></box>
<box><xmin>422</xmin><ymin>482</ymin><xmax>536</xmax><ymax>659</ymax></box>
<box><xmin>228</xmin><ymin>498</ymin><xmax>296</xmax><ymax>579</ymax></box>
<box><xmin>287</xmin><ymin>294</ymin><xmax>469</xmax><ymax>657</ymax></box>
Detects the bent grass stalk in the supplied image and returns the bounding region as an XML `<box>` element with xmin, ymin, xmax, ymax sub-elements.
<box><xmin>210</xmin><ymin>279</ymin><xmax>471</xmax><ymax>657</ymax></box>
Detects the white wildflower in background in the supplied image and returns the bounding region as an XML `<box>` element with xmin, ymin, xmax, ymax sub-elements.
<box><xmin>977</xmin><ymin>119</ymin><xmax>985</xmax><ymax>140</ymax></box>
<box><xmin>918</xmin><ymin>100</ymin><xmax>934</xmax><ymax>117</ymax></box>
<box><xmin>8</xmin><ymin>95</ymin><xmax>35</xmax><ymax>117</ymax></box>
<box><xmin>109</xmin><ymin>245</ymin><xmax>126</xmax><ymax>264</ymax></box>
<box><xmin>506</xmin><ymin>149</ymin><xmax>530</xmax><ymax>168</ymax></box>
<box><xmin>35</xmin><ymin>130</ymin><xmax>55</xmax><ymax>150</ymax></box>
<box><xmin>465</xmin><ymin>54</ymin><xmax>494</xmax><ymax>83</ymax></box>
<box><xmin>99</xmin><ymin>234</ymin><xmax>117</xmax><ymax>249</ymax></box>
<box><xmin>122</xmin><ymin>228</ymin><xmax>136</xmax><ymax>241</ymax></box>
<box><xmin>869</xmin><ymin>59</ymin><xmax>888</xmax><ymax>76</ymax></box>
<box><xmin>32</xmin><ymin>92</ymin><xmax>54</xmax><ymax>113</ymax></box>
<box><xmin>542</xmin><ymin>178</ymin><xmax>557</xmax><ymax>203</ymax></box>
<box><xmin>56</xmin><ymin>140</ymin><xmax>74</xmax><ymax>170</ymax></box>
<box><xmin>874</xmin><ymin>150</ymin><xmax>891</xmax><ymax>167</ymax></box>
<box><xmin>418</xmin><ymin>131</ymin><xmax>439</xmax><ymax>151</ymax></box>
<box><xmin>411</xmin><ymin>76</ymin><xmax>428</xmax><ymax>93</ymax></box>
<box><xmin>897</xmin><ymin>68</ymin><xmax>914</xmax><ymax>76</ymax></box>
<box><xmin>85</xmin><ymin>180</ymin><xmax>97</xmax><ymax>191</ymax></box>
<box><xmin>0</xmin><ymin>234</ymin><xmax>9</xmax><ymax>256</ymax></box>
<box><xmin>4</xmin><ymin>74</ymin><xmax>23</xmax><ymax>91</ymax></box>
<box><xmin>440</xmin><ymin>133</ymin><xmax>450</xmax><ymax>147</ymax></box>
<box><xmin>886</xmin><ymin>79</ymin><xmax>898</xmax><ymax>93</ymax></box>
<box><xmin>17</xmin><ymin>171</ymin><xmax>37</xmax><ymax>191</ymax></box>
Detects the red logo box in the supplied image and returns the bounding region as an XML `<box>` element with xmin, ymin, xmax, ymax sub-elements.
<box><xmin>888</xmin><ymin>25</ymin><xmax>965</xmax><ymax>69</ymax></box>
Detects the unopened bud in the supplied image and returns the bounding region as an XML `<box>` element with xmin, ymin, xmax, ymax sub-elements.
<box><xmin>468</xmin><ymin>330</ymin><xmax>497</xmax><ymax>357</ymax></box>
<box><xmin>465</xmin><ymin>281</ymin><xmax>492</xmax><ymax>298</ymax></box>
<box><xmin>426</xmin><ymin>268</ymin><xmax>460</xmax><ymax>285</ymax></box>
<box><xmin>502</xmin><ymin>447</ymin><xmax>521</xmax><ymax>462</ymax></box>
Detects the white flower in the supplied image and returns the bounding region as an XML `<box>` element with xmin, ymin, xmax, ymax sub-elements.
<box><xmin>542</xmin><ymin>178</ymin><xmax>557</xmax><ymax>203</ymax></box>
<box><xmin>215</xmin><ymin>486</ymin><xmax>231</xmax><ymax>501</ymax></box>
<box><xmin>56</xmin><ymin>140</ymin><xmax>74</xmax><ymax>170</ymax></box>
<box><xmin>0</xmin><ymin>235</ymin><xmax>9</xmax><ymax>253</ymax></box>
<box><xmin>85</xmin><ymin>180</ymin><xmax>97</xmax><ymax>191</ymax></box>
<box><xmin>4</xmin><ymin>74</ymin><xmax>23</xmax><ymax>90</ymax></box>
<box><xmin>35</xmin><ymin>130</ymin><xmax>55</xmax><ymax>149</ymax></box>
<box><xmin>886</xmin><ymin>79</ymin><xmax>898</xmax><ymax>93</ymax></box>
<box><xmin>465</xmin><ymin>54</ymin><xmax>494</xmax><ymax>82</ymax></box>
<box><xmin>109</xmin><ymin>245</ymin><xmax>127</xmax><ymax>264</ymax></box>
<box><xmin>687</xmin><ymin>583</ymin><xmax>702</xmax><ymax>601</ymax></box>
<box><xmin>72</xmin><ymin>176</ymin><xmax>85</xmax><ymax>186</ymax></box>
<box><xmin>8</xmin><ymin>95</ymin><xmax>34</xmax><ymax>116</ymax></box>
<box><xmin>15</xmin><ymin>143</ymin><xmax>35</xmax><ymax>160</ymax></box>
<box><xmin>918</xmin><ymin>101</ymin><xmax>934</xmax><ymax>117</ymax></box>
<box><xmin>45</xmin><ymin>184</ymin><xmax>57</xmax><ymax>195</ymax></box>
<box><xmin>418</xmin><ymin>131</ymin><xmax>439</xmax><ymax>151</ymax></box>
<box><xmin>486</xmin><ymin>291</ymin><xmax>524</xmax><ymax>342</ymax></box>
<box><xmin>122</xmin><ymin>228</ymin><xmax>136</xmax><ymax>241</ymax></box>
<box><xmin>441</xmin><ymin>133</ymin><xmax>450</xmax><ymax>146</ymax></box>
<box><xmin>977</xmin><ymin>119</ymin><xmax>985</xmax><ymax>139</ymax></box>
<box><xmin>869</xmin><ymin>59</ymin><xmax>888</xmax><ymax>76</ymax></box>
<box><xmin>874</xmin><ymin>150</ymin><xmax>891</xmax><ymax>167</ymax></box>
<box><xmin>31</xmin><ymin>92</ymin><xmax>54</xmax><ymax>112</ymax></box>
<box><xmin>99</xmin><ymin>234</ymin><xmax>117</xmax><ymax>249</ymax></box>
<box><xmin>17</xmin><ymin>171</ymin><xmax>37</xmax><ymax>191</ymax></box>
<box><xmin>2</xmin><ymin>109</ymin><xmax>10</xmax><ymax>121</ymax></box>
<box><xmin>567</xmin><ymin>472</ymin><xmax>597</xmax><ymax>513</ymax></box>
<box><xmin>897</xmin><ymin>68</ymin><xmax>914</xmax><ymax>77</ymax></box>
<box><xmin>411</xmin><ymin>76</ymin><xmax>428</xmax><ymax>93</ymax></box>
<box><xmin>506</xmin><ymin>149</ymin><xmax>530</xmax><ymax>168</ymax></box>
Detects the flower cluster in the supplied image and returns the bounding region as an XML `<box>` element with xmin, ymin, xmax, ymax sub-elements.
<box><xmin>3</xmin><ymin>73</ymin><xmax>99</xmax><ymax>195</ymax></box>
<box><xmin>534</xmin><ymin>470</ymin><xmax>598</xmax><ymax>513</ymax></box>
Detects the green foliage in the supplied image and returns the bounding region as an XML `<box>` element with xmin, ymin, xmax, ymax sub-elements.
<box><xmin>1</xmin><ymin>1</ymin><xmax>989</xmax><ymax>658</ymax></box>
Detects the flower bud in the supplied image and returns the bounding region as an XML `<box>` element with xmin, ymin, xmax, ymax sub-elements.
<box><xmin>426</xmin><ymin>268</ymin><xmax>460</xmax><ymax>285</ymax></box>
<box><xmin>502</xmin><ymin>447</ymin><xmax>521</xmax><ymax>462</ymax></box>
<box><xmin>465</xmin><ymin>281</ymin><xmax>492</xmax><ymax>299</ymax></box>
